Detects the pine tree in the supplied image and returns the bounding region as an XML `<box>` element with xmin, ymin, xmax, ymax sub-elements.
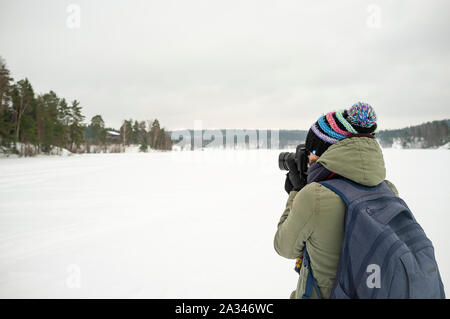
<box><xmin>120</xmin><ymin>119</ymin><xmax>133</xmax><ymax>146</ymax></box>
<box><xmin>0</xmin><ymin>57</ymin><xmax>14</xmax><ymax>144</ymax></box>
<box><xmin>139</xmin><ymin>136</ymin><xmax>148</xmax><ymax>152</ymax></box>
<box><xmin>11</xmin><ymin>78</ymin><xmax>35</xmax><ymax>145</ymax></box>
<box><xmin>68</xmin><ymin>100</ymin><xmax>85</xmax><ymax>151</ymax></box>
<box><xmin>149</xmin><ymin>119</ymin><xmax>160</xmax><ymax>149</ymax></box>
<box><xmin>57</xmin><ymin>98</ymin><xmax>70</xmax><ymax>148</ymax></box>
<box><xmin>132</xmin><ymin>120</ymin><xmax>139</xmax><ymax>144</ymax></box>
<box><xmin>87</xmin><ymin>115</ymin><xmax>106</xmax><ymax>145</ymax></box>
<box><xmin>39</xmin><ymin>91</ymin><xmax>60</xmax><ymax>152</ymax></box>
<box><xmin>138</xmin><ymin>120</ymin><xmax>147</xmax><ymax>144</ymax></box>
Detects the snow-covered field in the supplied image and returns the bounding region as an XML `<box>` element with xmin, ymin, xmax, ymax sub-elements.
<box><xmin>0</xmin><ymin>149</ymin><xmax>448</xmax><ymax>298</ymax></box>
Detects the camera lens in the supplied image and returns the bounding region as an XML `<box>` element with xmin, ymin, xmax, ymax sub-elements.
<box><xmin>278</xmin><ymin>152</ymin><xmax>294</xmax><ymax>171</ymax></box>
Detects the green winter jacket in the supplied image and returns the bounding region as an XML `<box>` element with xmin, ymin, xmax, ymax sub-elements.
<box><xmin>274</xmin><ymin>137</ymin><xmax>398</xmax><ymax>299</ymax></box>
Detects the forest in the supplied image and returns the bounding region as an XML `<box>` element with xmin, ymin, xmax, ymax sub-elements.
<box><xmin>0</xmin><ymin>56</ymin><xmax>172</xmax><ymax>156</ymax></box>
<box><xmin>376</xmin><ymin>120</ymin><xmax>449</xmax><ymax>148</ymax></box>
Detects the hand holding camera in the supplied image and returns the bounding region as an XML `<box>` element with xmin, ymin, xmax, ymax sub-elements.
<box><xmin>279</xmin><ymin>144</ymin><xmax>308</xmax><ymax>194</ymax></box>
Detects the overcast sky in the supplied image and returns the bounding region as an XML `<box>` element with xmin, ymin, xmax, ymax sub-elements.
<box><xmin>0</xmin><ymin>0</ymin><xmax>449</xmax><ymax>130</ymax></box>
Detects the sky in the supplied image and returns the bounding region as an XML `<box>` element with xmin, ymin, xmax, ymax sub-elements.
<box><xmin>0</xmin><ymin>0</ymin><xmax>449</xmax><ymax>130</ymax></box>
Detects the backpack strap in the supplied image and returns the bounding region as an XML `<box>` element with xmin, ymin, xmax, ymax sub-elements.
<box><xmin>301</xmin><ymin>247</ymin><xmax>322</xmax><ymax>299</ymax></box>
<box><xmin>318</xmin><ymin>178</ymin><xmax>395</xmax><ymax>205</ymax></box>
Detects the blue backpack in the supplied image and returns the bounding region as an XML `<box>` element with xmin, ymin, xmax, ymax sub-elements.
<box><xmin>303</xmin><ymin>178</ymin><xmax>445</xmax><ymax>299</ymax></box>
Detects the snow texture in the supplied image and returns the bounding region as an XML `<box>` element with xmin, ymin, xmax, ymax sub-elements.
<box><xmin>0</xmin><ymin>149</ymin><xmax>448</xmax><ymax>298</ymax></box>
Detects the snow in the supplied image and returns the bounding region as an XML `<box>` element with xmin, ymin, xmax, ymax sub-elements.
<box><xmin>0</xmin><ymin>144</ymin><xmax>74</xmax><ymax>158</ymax></box>
<box><xmin>0</xmin><ymin>149</ymin><xmax>448</xmax><ymax>298</ymax></box>
<box><xmin>439</xmin><ymin>142</ymin><xmax>450</xmax><ymax>150</ymax></box>
<box><xmin>106</xmin><ymin>130</ymin><xmax>120</xmax><ymax>136</ymax></box>
<box><xmin>0</xmin><ymin>143</ymin><xmax>158</xmax><ymax>157</ymax></box>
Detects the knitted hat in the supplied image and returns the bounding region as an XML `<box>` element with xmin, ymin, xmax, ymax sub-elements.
<box><xmin>305</xmin><ymin>102</ymin><xmax>377</xmax><ymax>157</ymax></box>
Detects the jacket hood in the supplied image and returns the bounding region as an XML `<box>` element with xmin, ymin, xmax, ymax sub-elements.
<box><xmin>316</xmin><ymin>137</ymin><xmax>386</xmax><ymax>186</ymax></box>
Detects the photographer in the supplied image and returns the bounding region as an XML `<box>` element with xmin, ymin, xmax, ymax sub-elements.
<box><xmin>274</xmin><ymin>102</ymin><xmax>398</xmax><ymax>299</ymax></box>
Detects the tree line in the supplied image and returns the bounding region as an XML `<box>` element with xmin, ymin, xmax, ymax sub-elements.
<box><xmin>0</xmin><ymin>56</ymin><xmax>172</xmax><ymax>156</ymax></box>
<box><xmin>119</xmin><ymin>118</ymin><xmax>172</xmax><ymax>151</ymax></box>
<box><xmin>376</xmin><ymin>119</ymin><xmax>449</xmax><ymax>148</ymax></box>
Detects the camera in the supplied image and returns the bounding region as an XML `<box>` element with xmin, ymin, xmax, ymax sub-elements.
<box><xmin>278</xmin><ymin>143</ymin><xmax>309</xmax><ymax>177</ymax></box>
